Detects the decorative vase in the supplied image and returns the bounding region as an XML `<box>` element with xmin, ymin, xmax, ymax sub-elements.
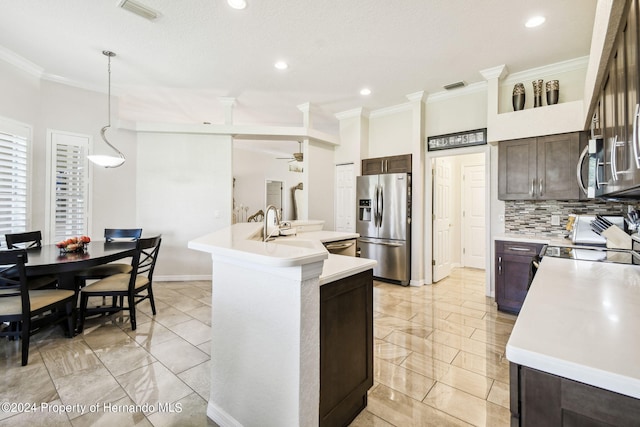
<box><xmin>512</xmin><ymin>83</ymin><xmax>525</xmax><ymax>111</ymax></box>
<box><xmin>532</xmin><ymin>80</ymin><xmax>544</xmax><ymax>108</ymax></box>
<box><xmin>546</xmin><ymin>80</ymin><xmax>559</xmax><ymax>105</ymax></box>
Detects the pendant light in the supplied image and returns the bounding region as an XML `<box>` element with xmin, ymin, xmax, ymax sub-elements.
<box><xmin>88</xmin><ymin>50</ymin><xmax>125</xmax><ymax>168</ymax></box>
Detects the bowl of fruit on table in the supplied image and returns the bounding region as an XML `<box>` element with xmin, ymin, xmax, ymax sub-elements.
<box><xmin>56</xmin><ymin>236</ymin><xmax>91</xmax><ymax>253</ymax></box>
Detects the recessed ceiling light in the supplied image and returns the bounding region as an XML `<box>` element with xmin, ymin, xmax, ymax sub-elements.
<box><xmin>227</xmin><ymin>0</ymin><xmax>247</xmax><ymax>10</ymax></box>
<box><xmin>525</xmin><ymin>15</ymin><xmax>546</xmax><ymax>28</ymax></box>
<box><xmin>274</xmin><ymin>61</ymin><xmax>288</xmax><ymax>70</ymax></box>
<box><xmin>360</xmin><ymin>88</ymin><xmax>371</xmax><ymax>96</ymax></box>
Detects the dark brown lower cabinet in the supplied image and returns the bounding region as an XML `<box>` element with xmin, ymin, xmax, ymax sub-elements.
<box><xmin>495</xmin><ymin>241</ymin><xmax>544</xmax><ymax>314</ymax></box>
<box><xmin>510</xmin><ymin>363</ymin><xmax>640</xmax><ymax>426</ymax></box>
<box><xmin>320</xmin><ymin>269</ymin><xmax>373</xmax><ymax>427</ymax></box>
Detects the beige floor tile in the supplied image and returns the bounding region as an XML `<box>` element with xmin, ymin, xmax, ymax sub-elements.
<box><xmin>487</xmin><ymin>380</ymin><xmax>510</xmax><ymax>409</ymax></box>
<box><xmin>52</xmin><ymin>365</ymin><xmax>128</xmax><ymax>419</ymax></box>
<box><xmin>167</xmin><ymin>318</ymin><xmax>211</xmax><ymax>346</ymax></box>
<box><xmin>384</xmin><ymin>330</ymin><xmax>459</xmax><ymax>363</ymax></box>
<box><xmin>451</xmin><ymin>351</ymin><xmax>510</xmax><ymax>383</ymax></box>
<box><xmin>146</xmin><ymin>336</ymin><xmax>209</xmax><ymax>374</ymax></box>
<box><xmin>116</xmin><ymin>361</ymin><xmax>193</xmax><ymax>413</ymax></box>
<box><xmin>148</xmin><ymin>306</ymin><xmax>195</xmax><ymax>328</ymax></box>
<box><xmin>70</xmin><ymin>395</ymin><xmax>152</xmax><ymax>427</ymax></box>
<box><xmin>124</xmin><ymin>320</ymin><xmax>181</xmax><ymax>349</ymax></box>
<box><xmin>423</xmin><ymin>382</ymin><xmax>510</xmax><ymax>427</ymax></box>
<box><xmin>349</xmin><ymin>408</ymin><xmax>396</xmax><ymax>427</ymax></box>
<box><xmin>375</xmin><ymin>359</ymin><xmax>435</xmax><ymax>401</ymax></box>
<box><xmin>438</xmin><ymin>364</ymin><xmax>494</xmax><ymax>399</ymax></box>
<box><xmin>0</xmin><ymin>398</ymin><xmax>72</xmax><ymax>426</ymax></box>
<box><xmin>400</xmin><ymin>352</ymin><xmax>452</xmax><ymax>381</ymax></box>
<box><xmin>197</xmin><ymin>341</ymin><xmax>211</xmax><ymax>356</ymax></box>
<box><xmin>374</xmin><ymin>339</ymin><xmax>412</xmax><ymax>364</ymax></box>
<box><xmin>366</xmin><ymin>383</ymin><xmax>472</xmax><ymax>426</ymax></box>
<box><xmin>178</xmin><ymin>361</ymin><xmax>211</xmax><ymax>400</ymax></box>
<box><xmin>146</xmin><ymin>392</ymin><xmax>216</xmax><ymax>426</ymax></box>
<box><xmin>93</xmin><ymin>339</ymin><xmax>157</xmax><ymax>377</ymax></box>
<box><xmin>39</xmin><ymin>339</ymin><xmax>102</xmax><ymax>380</ymax></box>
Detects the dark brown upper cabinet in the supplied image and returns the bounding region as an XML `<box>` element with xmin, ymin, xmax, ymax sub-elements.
<box><xmin>361</xmin><ymin>154</ymin><xmax>412</xmax><ymax>175</ymax></box>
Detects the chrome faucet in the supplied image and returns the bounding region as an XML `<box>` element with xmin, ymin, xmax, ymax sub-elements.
<box><xmin>263</xmin><ymin>205</ymin><xmax>281</xmax><ymax>241</ymax></box>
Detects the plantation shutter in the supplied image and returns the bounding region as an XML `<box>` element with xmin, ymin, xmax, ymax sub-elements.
<box><xmin>50</xmin><ymin>132</ymin><xmax>89</xmax><ymax>242</ymax></box>
<box><xmin>0</xmin><ymin>130</ymin><xmax>28</xmax><ymax>241</ymax></box>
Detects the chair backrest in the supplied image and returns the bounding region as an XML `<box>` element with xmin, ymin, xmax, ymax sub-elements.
<box><xmin>105</xmin><ymin>228</ymin><xmax>143</xmax><ymax>242</ymax></box>
<box><xmin>0</xmin><ymin>249</ymin><xmax>30</xmax><ymax>319</ymax></box>
<box><xmin>130</xmin><ymin>236</ymin><xmax>162</xmax><ymax>285</ymax></box>
<box><xmin>5</xmin><ymin>231</ymin><xmax>44</xmax><ymax>250</ymax></box>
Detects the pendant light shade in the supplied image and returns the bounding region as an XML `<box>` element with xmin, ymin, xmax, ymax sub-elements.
<box><xmin>88</xmin><ymin>50</ymin><xmax>125</xmax><ymax>168</ymax></box>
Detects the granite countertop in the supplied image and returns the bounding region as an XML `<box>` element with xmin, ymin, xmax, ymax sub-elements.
<box><xmin>506</xmin><ymin>256</ymin><xmax>640</xmax><ymax>398</ymax></box>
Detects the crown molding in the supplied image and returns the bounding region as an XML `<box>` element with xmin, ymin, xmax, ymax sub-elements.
<box><xmin>0</xmin><ymin>45</ymin><xmax>43</xmax><ymax>78</ymax></box>
<box><xmin>406</xmin><ymin>91</ymin><xmax>427</xmax><ymax>102</ymax></box>
<box><xmin>502</xmin><ymin>56</ymin><xmax>590</xmax><ymax>85</ymax></box>
<box><xmin>369</xmin><ymin>102</ymin><xmax>413</xmax><ymax>118</ymax></box>
<box><xmin>335</xmin><ymin>107</ymin><xmax>370</xmax><ymax>120</ymax></box>
<box><xmin>479</xmin><ymin>64</ymin><xmax>508</xmax><ymax>81</ymax></box>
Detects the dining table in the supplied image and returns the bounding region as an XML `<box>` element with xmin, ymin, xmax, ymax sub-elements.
<box><xmin>24</xmin><ymin>241</ymin><xmax>138</xmax><ymax>290</ymax></box>
<box><xmin>19</xmin><ymin>241</ymin><xmax>138</xmax><ymax>333</ymax></box>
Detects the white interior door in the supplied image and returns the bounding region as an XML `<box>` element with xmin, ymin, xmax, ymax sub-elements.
<box><xmin>335</xmin><ymin>163</ymin><xmax>355</xmax><ymax>232</ymax></box>
<box><xmin>462</xmin><ymin>164</ymin><xmax>486</xmax><ymax>269</ymax></box>
<box><xmin>433</xmin><ymin>158</ymin><xmax>452</xmax><ymax>282</ymax></box>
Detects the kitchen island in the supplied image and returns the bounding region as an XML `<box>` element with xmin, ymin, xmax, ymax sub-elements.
<box><xmin>506</xmin><ymin>256</ymin><xmax>640</xmax><ymax>426</ymax></box>
<box><xmin>188</xmin><ymin>223</ymin><xmax>376</xmax><ymax>427</ymax></box>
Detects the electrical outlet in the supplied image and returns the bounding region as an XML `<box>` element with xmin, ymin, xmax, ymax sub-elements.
<box><xmin>551</xmin><ymin>214</ymin><xmax>560</xmax><ymax>226</ymax></box>
<box><xmin>498</xmin><ymin>214</ymin><xmax>505</xmax><ymax>222</ymax></box>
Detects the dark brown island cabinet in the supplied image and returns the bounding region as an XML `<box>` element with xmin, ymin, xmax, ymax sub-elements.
<box><xmin>495</xmin><ymin>240</ymin><xmax>544</xmax><ymax>314</ymax></box>
<box><xmin>320</xmin><ymin>269</ymin><xmax>373</xmax><ymax>427</ymax></box>
<box><xmin>510</xmin><ymin>363</ymin><xmax>640</xmax><ymax>426</ymax></box>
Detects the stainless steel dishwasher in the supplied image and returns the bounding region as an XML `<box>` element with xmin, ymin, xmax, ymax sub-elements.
<box><xmin>323</xmin><ymin>239</ymin><xmax>357</xmax><ymax>256</ymax></box>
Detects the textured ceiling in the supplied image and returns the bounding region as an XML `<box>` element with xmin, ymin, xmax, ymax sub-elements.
<box><xmin>0</xmin><ymin>0</ymin><xmax>598</xmax><ymax>137</ymax></box>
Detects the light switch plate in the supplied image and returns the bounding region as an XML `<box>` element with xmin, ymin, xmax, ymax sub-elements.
<box><xmin>551</xmin><ymin>214</ymin><xmax>560</xmax><ymax>226</ymax></box>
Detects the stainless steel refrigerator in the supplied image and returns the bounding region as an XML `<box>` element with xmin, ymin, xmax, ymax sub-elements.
<box><xmin>356</xmin><ymin>173</ymin><xmax>411</xmax><ymax>286</ymax></box>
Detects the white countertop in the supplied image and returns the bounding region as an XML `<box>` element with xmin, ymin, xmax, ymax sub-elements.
<box><xmin>506</xmin><ymin>256</ymin><xmax>640</xmax><ymax>398</ymax></box>
<box><xmin>188</xmin><ymin>223</ymin><xmax>374</xmax><ymax>284</ymax></box>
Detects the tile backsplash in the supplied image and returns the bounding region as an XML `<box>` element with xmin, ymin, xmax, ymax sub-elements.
<box><xmin>504</xmin><ymin>199</ymin><xmax>640</xmax><ymax>237</ymax></box>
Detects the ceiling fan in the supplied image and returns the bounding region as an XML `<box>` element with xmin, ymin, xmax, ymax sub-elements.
<box><xmin>276</xmin><ymin>141</ymin><xmax>303</xmax><ymax>162</ymax></box>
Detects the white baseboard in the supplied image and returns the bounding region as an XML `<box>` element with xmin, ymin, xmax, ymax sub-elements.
<box><xmin>206</xmin><ymin>401</ymin><xmax>242</xmax><ymax>427</ymax></box>
<box><xmin>154</xmin><ymin>274</ymin><xmax>212</xmax><ymax>282</ymax></box>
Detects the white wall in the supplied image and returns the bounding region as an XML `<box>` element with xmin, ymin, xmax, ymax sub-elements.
<box><xmin>368</xmin><ymin>107</ymin><xmax>413</xmax><ymax>157</ymax></box>
<box><xmin>308</xmin><ymin>139</ymin><xmax>336</xmax><ymax>230</ymax></box>
<box><xmin>426</xmin><ymin>90</ymin><xmax>488</xmax><ymax>137</ymax></box>
<box><xmin>137</xmin><ymin>133</ymin><xmax>233</xmax><ymax>279</ymax></box>
<box><xmin>233</xmin><ymin>146</ymin><xmax>305</xmax><ymax>222</ymax></box>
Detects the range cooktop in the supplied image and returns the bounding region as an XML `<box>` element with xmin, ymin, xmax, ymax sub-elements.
<box><xmin>543</xmin><ymin>246</ymin><xmax>640</xmax><ymax>265</ymax></box>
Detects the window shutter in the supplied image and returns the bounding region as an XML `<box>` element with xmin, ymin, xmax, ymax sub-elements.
<box><xmin>50</xmin><ymin>132</ymin><xmax>89</xmax><ymax>242</ymax></box>
<box><xmin>0</xmin><ymin>131</ymin><xmax>28</xmax><ymax>241</ymax></box>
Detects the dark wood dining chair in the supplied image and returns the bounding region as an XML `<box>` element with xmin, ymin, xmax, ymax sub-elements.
<box><xmin>74</xmin><ymin>228</ymin><xmax>142</xmax><ymax>288</ymax></box>
<box><xmin>0</xmin><ymin>249</ymin><xmax>75</xmax><ymax>366</ymax></box>
<box><xmin>77</xmin><ymin>235</ymin><xmax>161</xmax><ymax>332</ymax></box>
<box><xmin>5</xmin><ymin>231</ymin><xmax>58</xmax><ymax>290</ymax></box>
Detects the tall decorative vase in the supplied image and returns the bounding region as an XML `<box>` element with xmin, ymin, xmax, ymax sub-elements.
<box><xmin>532</xmin><ymin>80</ymin><xmax>544</xmax><ymax>108</ymax></box>
<box><xmin>512</xmin><ymin>83</ymin><xmax>525</xmax><ymax>111</ymax></box>
<box><xmin>546</xmin><ymin>80</ymin><xmax>559</xmax><ymax>105</ymax></box>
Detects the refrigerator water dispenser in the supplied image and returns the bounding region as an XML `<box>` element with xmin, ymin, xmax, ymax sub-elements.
<box><xmin>359</xmin><ymin>199</ymin><xmax>372</xmax><ymax>221</ymax></box>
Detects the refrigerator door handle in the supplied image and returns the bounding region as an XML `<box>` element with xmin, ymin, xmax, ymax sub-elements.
<box><xmin>375</xmin><ymin>185</ymin><xmax>381</xmax><ymax>227</ymax></box>
<box><xmin>379</xmin><ymin>186</ymin><xmax>384</xmax><ymax>227</ymax></box>
<box><xmin>358</xmin><ymin>239</ymin><xmax>403</xmax><ymax>247</ymax></box>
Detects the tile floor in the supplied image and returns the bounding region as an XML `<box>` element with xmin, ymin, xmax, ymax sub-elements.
<box><xmin>0</xmin><ymin>267</ymin><xmax>515</xmax><ymax>426</ymax></box>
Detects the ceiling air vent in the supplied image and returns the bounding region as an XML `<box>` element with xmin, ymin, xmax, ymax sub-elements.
<box><xmin>118</xmin><ymin>0</ymin><xmax>159</xmax><ymax>21</ymax></box>
<box><xmin>443</xmin><ymin>81</ymin><xmax>466</xmax><ymax>90</ymax></box>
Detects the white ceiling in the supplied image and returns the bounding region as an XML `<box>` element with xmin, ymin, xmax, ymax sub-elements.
<box><xmin>0</xmin><ymin>0</ymin><xmax>597</xmax><ymax>140</ymax></box>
